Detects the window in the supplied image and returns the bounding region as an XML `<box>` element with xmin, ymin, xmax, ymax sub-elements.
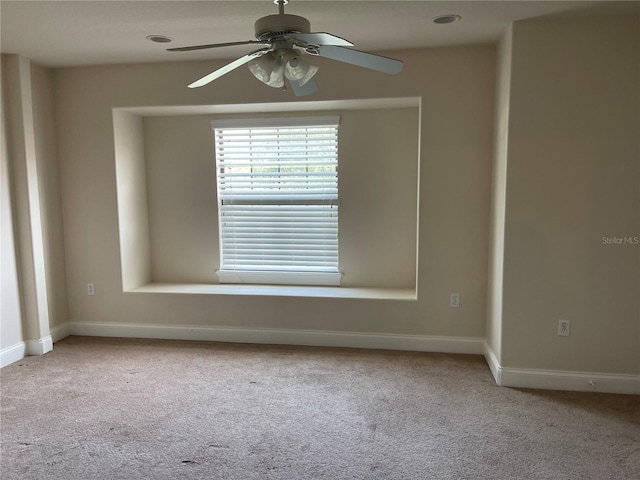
<box><xmin>212</xmin><ymin>116</ymin><xmax>341</xmax><ymax>286</ymax></box>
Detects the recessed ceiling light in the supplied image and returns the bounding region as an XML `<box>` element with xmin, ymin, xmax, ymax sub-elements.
<box><xmin>146</xmin><ymin>35</ymin><xmax>173</xmax><ymax>44</ymax></box>
<box><xmin>432</xmin><ymin>14</ymin><xmax>462</xmax><ymax>25</ymax></box>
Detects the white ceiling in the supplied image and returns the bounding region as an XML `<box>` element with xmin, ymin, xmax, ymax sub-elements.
<box><xmin>1</xmin><ymin>0</ymin><xmax>637</xmax><ymax>68</ymax></box>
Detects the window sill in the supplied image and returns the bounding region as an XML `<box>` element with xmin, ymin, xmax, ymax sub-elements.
<box><xmin>129</xmin><ymin>283</ymin><xmax>416</xmax><ymax>301</ymax></box>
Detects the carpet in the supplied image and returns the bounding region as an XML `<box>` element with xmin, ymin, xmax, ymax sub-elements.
<box><xmin>1</xmin><ymin>336</ymin><xmax>638</xmax><ymax>479</ymax></box>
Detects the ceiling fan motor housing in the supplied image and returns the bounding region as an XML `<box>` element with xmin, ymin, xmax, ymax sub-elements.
<box><xmin>254</xmin><ymin>14</ymin><xmax>311</xmax><ymax>40</ymax></box>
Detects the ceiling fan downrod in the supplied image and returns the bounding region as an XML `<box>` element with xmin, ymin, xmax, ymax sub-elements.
<box><xmin>255</xmin><ymin>0</ymin><xmax>311</xmax><ymax>41</ymax></box>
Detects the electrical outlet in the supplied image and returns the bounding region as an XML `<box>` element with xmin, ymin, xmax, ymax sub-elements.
<box><xmin>558</xmin><ymin>319</ymin><xmax>570</xmax><ymax>336</ymax></box>
<box><xmin>87</xmin><ymin>283</ymin><xmax>95</xmax><ymax>296</ymax></box>
<box><xmin>450</xmin><ymin>293</ymin><xmax>460</xmax><ymax>308</ymax></box>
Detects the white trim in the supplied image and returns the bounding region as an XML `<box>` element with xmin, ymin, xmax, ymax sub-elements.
<box><xmin>211</xmin><ymin>115</ymin><xmax>340</xmax><ymax>129</ymax></box>
<box><xmin>217</xmin><ymin>270</ymin><xmax>342</xmax><ymax>287</ymax></box>
<box><xmin>130</xmin><ymin>283</ymin><xmax>417</xmax><ymax>300</ymax></box>
<box><xmin>499</xmin><ymin>367</ymin><xmax>640</xmax><ymax>395</ymax></box>
<box><xmin>118</xmin><ymin>97</ymin><xmax>420</xmax><ymax>117</ymax></box>
<box><xmin>483</xmin><ymin>341</ymin><xmax>639</xmax><ymax>395</ymax></box>
<box><xmin>61</xmin><ymin>321</ymin><xmax>484</xmax><ymax>355</ymax></box>
<box><xmin>483</xmin><ymin>342</ymin><xmax>502</xmax><ymax>385</ymax></box>
<box><xmin>0</xmin><ymin>335</ymin><xmax>55</xmax><ymax>368</ymax></box>
<box><xmin>0</xmin><ymin>342</ymin><xmax>26</xmax><ymax>368</ymax></box>
<box><xmin>26</xmin><ymin>335</ymin><xmax>53</xmax><ymax>356</ymax></box>
<box><xmin>51</xmin><ymin>323</ymin><xmax>71</xmax><ymax>343</ymax></box>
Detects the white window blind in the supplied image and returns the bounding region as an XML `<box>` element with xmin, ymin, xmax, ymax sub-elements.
<box><xmin>212</xmin><ymin>116</ymin><xmax>341</xmax><ymax>286</ymax></box>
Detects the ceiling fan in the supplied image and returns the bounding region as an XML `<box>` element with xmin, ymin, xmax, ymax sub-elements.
<box><xmin>168</xmin><ymin>0</ymin><xmax>404</xmax><ymax>96</ymax></box>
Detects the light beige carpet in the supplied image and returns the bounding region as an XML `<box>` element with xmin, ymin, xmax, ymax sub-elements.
<box><xmin>1</xmin><ymin>336</ymin><xmax>638</xmax><ymax>479</ymax></box>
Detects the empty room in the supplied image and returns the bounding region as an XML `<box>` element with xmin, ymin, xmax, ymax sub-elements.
<box><xmin>1</xmin><ymin>1</ymin><xmax>638</xmax><ymax>478</ymax></box>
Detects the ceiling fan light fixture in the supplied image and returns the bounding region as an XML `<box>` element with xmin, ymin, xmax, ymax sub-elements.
<box><xmin>248</xmin><ymin>53</ymin><xmax>278</xmax><ymax>83</ymax></box>
<box><xmin>284</xmin><ymin>56</ymin><xmax>318</xmax><ymax>85</ymax></box>
<box><xmin>266</xmin><ymin>62</ymin><xmax>285</xmax><ymax>88</ymax></box>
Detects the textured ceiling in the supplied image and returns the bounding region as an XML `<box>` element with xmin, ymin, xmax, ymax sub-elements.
<box><xmin>1</xmin><ymin>1</ymin><xmax>637</xmax><ymax>68</ymax></box>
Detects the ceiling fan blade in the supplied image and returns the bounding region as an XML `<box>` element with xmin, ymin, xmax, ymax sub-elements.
<box><xmin>287</xmin><ymin>32</ymin><xmax>353</xmax><ymax>47</ymax></box>
<box><xmin>188</xmin><ymin>48</ymin><xmax>270</xmax><ymax>88</ymax></box>
<box><xmin>316</xmin><ymin>46</ymin><xmax>403</xmax><ymax>74</ymax></box>
<box><xmin>288</xmin><ymin>78</ymin><xmax>318</xmax><ymax>97</ymax></box>
<box><xmin>168</xmin><ymin>40</ymin><xmax>268</xmax><ymax>52</ymax></box>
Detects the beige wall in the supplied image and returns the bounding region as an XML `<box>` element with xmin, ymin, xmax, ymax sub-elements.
<box><xmin>144</xmin><ymin>114</ymin><xmax>216</xmax><ymax>284</ymax></box>
<box><xmin>143</xmin><ymin>108</ymin><xmax>419</xmax><ymax>288</ymax></box>
<box><xmin>54</xmin><ymin>46</ymin><xmax>494</xmax><ymax>337</ymax></box>
<box><xmin>1</xmin><ymin>72</ymin><xmax>24</xmax><ymax>349</ymax></box>
<box><xmin>113</xmin><ymin>110</ymin><xmax>151</xmax><ymax>291</ymax></box>
<box><xmin>501</xmin><ymin>15</ymin><xmax>639</xmax><ymax>374</ymax></box>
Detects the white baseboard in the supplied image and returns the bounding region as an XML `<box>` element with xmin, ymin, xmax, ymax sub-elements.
<box><xmin>16</xmin><ymin>324</ymin><xmax>639</xmax><ymax>395</ymax></box>
<box><xmin>483</xmin><ymin>342</ymin><xmax>639</xmax><ymax>395</ymax></box>
<box><xmin>0</xmin><ymin>342</ymin><xmax>27</xmax><ymax>368</ymax></box>
<box><xmin>50</xmin><ymin>323</ymin><xmax>71</xmax><ymax>343</ymax></box>
<box><xmin>1</xmin><ymin>334</ymin><xmax>54</xmax><ymax>368</ymax></box>
<box><xmin>26</xmin><ymin>335</ymin><xmax>53</xmax><ymax>356</ymax></box>
<box><xmin>500</xmin><ymin>368</ymin><xmax>640</xmax><ymax>395</ymax></box>
<box><xmin>483</xmin><ymin>342</ymin><xmax>501</xmax><ymax>384</ymax></box>
<box><xmin>62</xmin><ymin>321</ymin><xmax>485</xmax><ymax>355</ymax></box>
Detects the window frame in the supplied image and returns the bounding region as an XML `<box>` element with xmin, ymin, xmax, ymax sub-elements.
<box><xmin>211</xmin><ymin>116</ymin><xmax>342</xmax><ymax>287</ymax></box>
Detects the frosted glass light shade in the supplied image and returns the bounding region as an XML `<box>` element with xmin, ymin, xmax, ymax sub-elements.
<box><xmin>249</xmin><ymin>50</ymin><xmax>317</xmax><ymax>89</ymax></box>
<box><xmin>284</xmin><ymin>56</ymin><xmax>318</xmax><ymax>86</ymax></box>
<box><xmin>248</xmin><ymin>53</ymin><xmax>277</xmax><ymax>83</ymax></box>
<box><xmin>266</xmin><ymin>62</ymin><xmax>285</xmax><ymax>87</ymax></box>
<box><xmin>249</xmin><ymin>52</ymin><xmax>285</xmax><ymax>88</ymax></box>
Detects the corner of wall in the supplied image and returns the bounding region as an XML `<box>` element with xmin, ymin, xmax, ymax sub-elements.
<box><xmin>2</xmin><ymin>55</ymin><xmax>69</xmax><ymax>361</ymax></box>
<box><xmin>30</xmin><ymin>62</ymin><xmax>70</xmax><ymax>330</ymax></box>
<box><xmin>1</xmin><ymin>54</ymin><xmax>52</xmax><ymax>347</ymax></box>
<box><xmin>485</xmin><ymin>25</ymin><xmax>514</xmax><ymax>365</ymax></box>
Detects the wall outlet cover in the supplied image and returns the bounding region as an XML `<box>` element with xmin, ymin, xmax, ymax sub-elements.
<box><xmin>558</xmin><ymin>319</ymin><xmax>570</xmax><ymax>336</ymax></box>
<box><xmin>450</xmin><ymin>293</ymin><xmax>460</xmax><ymax>308</ymax></box>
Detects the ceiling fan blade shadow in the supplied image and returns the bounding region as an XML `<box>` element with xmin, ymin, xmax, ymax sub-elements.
<box><xmin>287</xmin><ymin>32</ymin><xmax>353</xmax><ymax>47</ymax></box>
<box><xmin>168</xmin><ymin>40</ymin><xmax>268</xmax><ymax>52</ymax></box>
<box><xmin>288</xmin><ymin>78</ymin><xmax>318</xmax><ymax>97</ymax></box>
<box><xmin>188</xmin><ymin>48</ymin><xmax>270</xmax><ymax>88</ymax></box>
<box><xmin>317</xmin><ymin>46</ymin><xmax>403</xmax><ymax>74</ymax></box>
